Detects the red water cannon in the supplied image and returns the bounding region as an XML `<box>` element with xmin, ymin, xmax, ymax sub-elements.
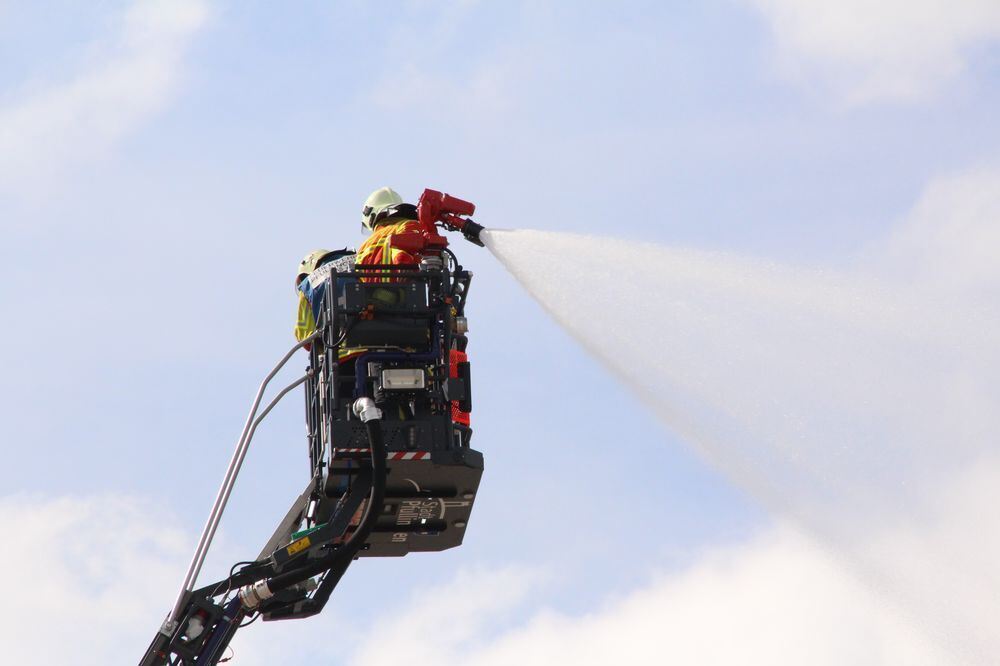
<box><xmin>418</xmin><ymin>189</ymin><xmax>485</xmax><ymax>247</ymax></box>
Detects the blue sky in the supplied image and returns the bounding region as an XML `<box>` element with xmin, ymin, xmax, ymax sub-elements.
<box><xmin>2</xmin><ymin>1</ymin><xmax>1000</xmax><ymax>664</ymax></box>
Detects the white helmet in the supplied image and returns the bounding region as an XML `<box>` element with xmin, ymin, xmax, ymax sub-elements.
<box><xmin>361</xmin><ymin>186</ymin><xmax>404</xmax><ymax>231</ymax></box>
<box><xmin>296</xmin><ymin>248</ymin><xmax>332</xmax><ymax>287</ymax></box>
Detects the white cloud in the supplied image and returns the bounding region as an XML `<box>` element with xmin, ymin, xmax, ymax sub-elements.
<box><xmin>745</xmin><ymin>0</ymin><xmax>1000</xmax><ymax>105</ymax></box>
<box><xmin>348</xmin><ymin>529</ymin><xmax>954</xmax><ymax>666</ymax></box>
<box><xmin>877</xmin><ymin>167</ymin><xmax>1000</xmax><ymax>294</ymax></box>
<box><xmin>0</xmin><ymin>0</ymin><xmax>209</xmax><ymax>191</ymax></box>
<box><xmin>348</xmin><ymin>566</ymin><xmax>545</xmax><ymax>665</ymax></box>
<box><xmin>0</xmin><ymin>494</ymin><xmax>188</xmax><ymax>665</ymax></box>
<box><xmin>861</xmin><ymin>458</ymin><xmax>1000</xmax><ymax>664</ymax></box>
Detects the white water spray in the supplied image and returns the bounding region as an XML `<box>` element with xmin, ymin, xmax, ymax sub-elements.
<box><xmin>482</xmin><ymin>222</ymin><xmax>1000</xmax><ymax>664</ymax></box>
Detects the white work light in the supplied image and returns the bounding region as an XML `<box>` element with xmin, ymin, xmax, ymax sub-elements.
<box><xmin>380</xmin><ymin>368</ymin><xmax>426</xmax><ymax>390</ymax></box>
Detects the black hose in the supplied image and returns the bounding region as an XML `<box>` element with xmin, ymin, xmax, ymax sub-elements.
<box><xmin>265</xmin><ymin>418</ymin><xmax>386</xmax><ymax>594</ymax></box>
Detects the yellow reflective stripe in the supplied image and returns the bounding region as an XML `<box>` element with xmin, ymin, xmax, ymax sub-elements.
<box><xmin>357</xmin><ymin>220</ymin><xmax>422</xmax><ymax>282</ymax></box>
<box><xmin>294</xmin><ymin>293</ymin><xmax>315</xmax><ymax>341</ymax></box>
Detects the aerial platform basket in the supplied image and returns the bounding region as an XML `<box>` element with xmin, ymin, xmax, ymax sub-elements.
<box><xmin>140</xmin><ymin>189</ymin><xmax>485</xmax><ymax>666</ymax></box>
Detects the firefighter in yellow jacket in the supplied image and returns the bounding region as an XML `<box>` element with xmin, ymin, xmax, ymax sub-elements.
<box><xmin>294</xmin><ymin>249</ymin><xmax>335</xmax><ymax>344</ymax></box>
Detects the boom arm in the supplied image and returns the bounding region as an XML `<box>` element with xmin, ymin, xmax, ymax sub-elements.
<box><xmin>138</xmin><ymin>336</ymin><xmax>387</xmax><ymax>666</ymax></box>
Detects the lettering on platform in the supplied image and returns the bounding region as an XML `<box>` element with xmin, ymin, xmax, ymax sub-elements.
<box><xmin>397</xmin><ymin>500</ymin><xmax>438</xmax><ymax>526</ymax></box>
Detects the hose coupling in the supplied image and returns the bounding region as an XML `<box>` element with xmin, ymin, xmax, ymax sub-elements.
<box><xmin>353</xmin><ymin>397</ymin><xmax>383</xmax><ymax>423</ymax></box>
<box><xmin>239</xmin><ymin>579</ymin><xmax>274</xmax><ymax>610</ymax></box>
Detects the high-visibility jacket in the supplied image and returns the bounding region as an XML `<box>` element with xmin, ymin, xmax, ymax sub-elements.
<box><xmin>294</xmin><ymin>251</ymin><xmax>355</xmax><ymax>344</ymax></box>
<box><xmin>355</xmin><ymin>218</ymin><xmax>424</xmax><ymax>281</ymax></box>
<box><xmin>295</xmin><ymin>291</ymin><xmax>314</xmax><ymax>343</ymax></box>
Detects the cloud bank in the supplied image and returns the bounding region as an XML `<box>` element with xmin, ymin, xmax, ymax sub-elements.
<box><xmin>0</xmin><ymin>493</ymin><xmax>954</xmax><ymax>666</ymax></box>
<box><xmin>347</xmin><ymin>529</ymin><xmax>951</xmax><ymax>666</ymax></box>
<box><xmin>745</xmin><ymin>0</ymin><xmax>1000</xmax><ymax>104</ymax></box>
<box><xmin>0</xmin><ymin>494</ymin><xmax>188</xmax><ymax>665</ymax></box>
<box><xmin>878</xmin><ymin>167</ymin><xmax>1000</xmax><ymax>294</ymax></box>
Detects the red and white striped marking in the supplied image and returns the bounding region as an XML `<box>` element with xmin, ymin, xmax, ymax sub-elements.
<box><xmin>333</xmin><ymin>448</ymin><xmax>430</xmax><ymax>461</ymax></box>
<box><xmin>388</xmin><ymin>451</ymin><xmax>430</xmax><ymax>461</ymax></box>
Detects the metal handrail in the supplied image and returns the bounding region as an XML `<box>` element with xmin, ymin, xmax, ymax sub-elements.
<box><xmin>163</xmin><ymin>332</ymin><xmax>320</xmax><ymax>634</ymax></box>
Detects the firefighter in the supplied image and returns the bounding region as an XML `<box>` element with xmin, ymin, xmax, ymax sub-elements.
<box><xmin>294</xmin><ymin>249</ymin><xmax>333</xmax><ymax>345</ymax></box>
<box><xmin>294</xmin><ymin>248</ymin><xmax>355</xmax><ymax>346</ymax></box>
<box><xmin>356</xmin><ymin>186</ymin><xmax>425</xmax><ymax>271</ymax></box>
